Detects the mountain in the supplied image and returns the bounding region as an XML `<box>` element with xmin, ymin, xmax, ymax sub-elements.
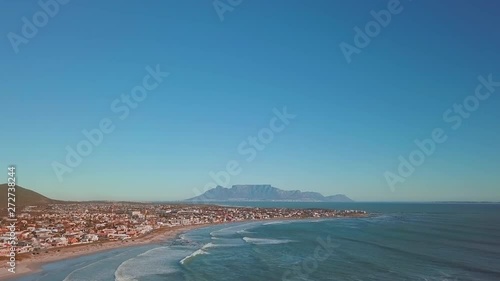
<box><xmin>186</xmin><ymin>185</ymin><xmax>353</xmax><ymax>202</ymax></box>
<box><xmin>0</xmin><ymin>184</ymin><xmax>61</xmax><ymax>209</ymax></box>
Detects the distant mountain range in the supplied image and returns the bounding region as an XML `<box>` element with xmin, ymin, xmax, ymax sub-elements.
<box><xmin>186</xmin><ymin>185</ymin><xmax>353</xmax><ymax>202</ymax></box>
<box><xmin>0</xmin><ymin>184</ymin><xmax>62</xmax><ymax>209</ymax></box>
<box><xmin>0</xmin><ymin>184</ymin><xmax>353</xmax><ymax>207</ymax></box>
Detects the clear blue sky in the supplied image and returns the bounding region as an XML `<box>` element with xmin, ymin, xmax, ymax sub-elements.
<box><xmin>1</xmin><ymin>0</ymin><xmax>499</xmax><ymax>201</ymax></box>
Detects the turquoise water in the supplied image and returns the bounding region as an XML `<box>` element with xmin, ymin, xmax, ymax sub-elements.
<box><xmin>12</xmin><ymin>203</ymin><xmax>500</xmax><ymax>281</ymax></box>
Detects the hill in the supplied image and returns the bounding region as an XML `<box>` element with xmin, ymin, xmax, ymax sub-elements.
<box><xmin>186</xmin><ymin>184</ymin><xmax>353</xmax><ymax>202</ymax></box>
<box><xmin>0</xmin><ymin>184</ymin><xmax>60</xmax><ymax>209</ymax></box>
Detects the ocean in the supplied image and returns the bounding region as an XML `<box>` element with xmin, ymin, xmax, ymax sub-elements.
<box><xmin>11</xmin><ymin>203</ymin><xmax>500</xmax><ymax>281</ymax></box>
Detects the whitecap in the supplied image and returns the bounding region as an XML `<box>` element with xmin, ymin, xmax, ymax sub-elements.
<box><xmin>242</xmin><ymin>237</ymin><xmax>295</xmax><ymax>245</ymax></box>
<box><xmin>63</xmin><ymin>249</ymin><xmax>134</xmax><ymax>281</ymax></box>
<box><xmin>202</xmin><ymin>242</ymin><xmax>216</xmax><ymax>249</ymax></box>
<box><xmin>210</xmin><ymin>222</ymin><xmax>260</xmax><ymax>238</ymax></box>
<box><xmin>262</xmin><ymin>221</ymin><xmax>286</xmax><ymax>226</ymax></box>
<box><xmin>179</xmin><ymin>249</ymin><xmax>208</xmax><ymax>265</ymax></box>
<box><xmin>115</xmin><ymin>246</ymin><xmax>190</xmax><ymax>281</ymax></box>
<box><xmin>236</xmin><ymin>229</ymin><xmax>255</xmax><ymax>234</ymax></box>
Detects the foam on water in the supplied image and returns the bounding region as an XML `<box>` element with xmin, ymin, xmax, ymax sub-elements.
<box><xmin>62</xmin><ymin>249</ymin><xmax>135</xmax><ymax>281</ymax></box>
<box><xmin>114</xmin><ymin>246</ymin><xmax>191</xmax><ymax>281</ymax></box>
<box><xmin>205</xmin><ymin>240</ymin><xmax>244</xmax><ymax>248</ymax></box>
<box><xmin>310</xmin><ymin>219</ymin><xmax>329</xmax><ymax>223</ymax></box>
<box><xmin>236</xmin><ymin>229</ymin><xmax>255</xmax><ymax>234</ymax></box>
<box><xmin>179</xmin><ymin>249</ymin><xmax>208</xmax><ymax>265</ymax></box>
<box><xmin>201</xmin><ymin>242</ymin><xmax>216</xmax><ymax>250</ymax></box>
<box><xmin>209</xmin><ymin>222</ymin><xmax>260</xmax><ymax>238</ymax></box>
<box><xmin>179</xmin><ymin>239</ymin><xmax>246</xmax><ymax>266</ymax></box>
<box><xmin>15</xmin><ymin>203</ymin><xmax>500</xmax><ymax>281</ymax></box>
<box><xmin>179</xmin><ymin>238</ymin><xmax>251</xmax><ymax>266</ymax></box>
<box><xmin>201</xmin><ymin>242</ymin><xmax>216</xmax><ymax>249</ymax></box>
<box><xmin>242</xmin><ymin>237</ymin><xmax>295</xmax><ymax>245</ymax></box>
<box><xmin>262</xmin><ymin>220</ymin><xmax>292</xmax><ymax>226</ymax></box>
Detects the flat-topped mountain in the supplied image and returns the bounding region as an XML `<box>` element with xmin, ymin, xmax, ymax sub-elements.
<box><xmin>0</xmin><ymin>184</ymin><xmax>62</xmax><ymax>209</ymax></box>
<box><xmin>187</xmin><ymin>184</ymin><xmax>353</xmax><ymax>202</ymax></box>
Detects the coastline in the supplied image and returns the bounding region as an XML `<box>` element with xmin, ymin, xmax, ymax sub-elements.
<box><xmin>0</xmin><ymin>215</ymin><xmax>368</xmax><ymax>281</ymax></box>
<box><xmin>0</xmin><ymin>224</ymin><xmax>206</xmax><ymax>281</ymax></box>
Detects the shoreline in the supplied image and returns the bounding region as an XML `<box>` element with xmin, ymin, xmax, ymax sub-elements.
<box><xmin>0</xmin><ymin>223</ymin><xmax>207</xmax><ymax>281</ymax></box>
<box><xmin>0</xmin><ymin>215</ymin><xmax>368</xmax><ymax>280</ymax></box>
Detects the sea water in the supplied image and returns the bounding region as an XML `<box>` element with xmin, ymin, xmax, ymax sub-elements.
<box><xmin>12</xmin><ymin>203</ymin><xmax>500</xmax><ymax>281</ymax></box>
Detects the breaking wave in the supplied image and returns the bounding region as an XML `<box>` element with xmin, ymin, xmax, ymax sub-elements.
<box><xmin>242</xmin><ymin>237</ymin><xmax>296</xmax><ymax>245</ymax></box>
<box><xmin>179</xmin><ymin>249</ymin><xmax>208</xmax><ymax>265</ymax></box>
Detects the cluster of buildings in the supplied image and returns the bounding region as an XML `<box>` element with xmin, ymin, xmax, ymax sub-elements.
<box><xmin>0</xmin><ymin>203</ymin><xmax>366</xmax><ymax>256</ymax></box>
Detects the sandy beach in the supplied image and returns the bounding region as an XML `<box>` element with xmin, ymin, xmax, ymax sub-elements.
<box><xmin>0</xmin><ymin>224</ymin><xmax>205</xmax><ymax>281</ymax></box>
<box><xmin>0</xmin><ymin>216</ymin><xmax>363</xmax><ymax>281</ymax></box>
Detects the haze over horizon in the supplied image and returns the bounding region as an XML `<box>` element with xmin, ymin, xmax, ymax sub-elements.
<box><xmin>2</xmin><ymin>183</ymin><xmax>497</xmax><ymax>203</ymax></box>
<box><xmin>1</xmin><ymin>0</ymin><xmax>499</xmax><ymax>202</ymax></box>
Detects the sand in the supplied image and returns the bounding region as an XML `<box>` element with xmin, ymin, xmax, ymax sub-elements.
<box><xmin>0</xmin><ymin>217</ymin><xmax>354</xmax><ymax>280</ymax></box>
<box><xmin>0</xmin><ymin>224</ymin><xmax>205</xmax><ymax>281</ymax></box>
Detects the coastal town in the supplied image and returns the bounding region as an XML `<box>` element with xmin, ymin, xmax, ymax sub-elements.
<box><xmin>0</xmin><ymin>202</ymin><xmax>367</xmax><ymax>257</ymax></box>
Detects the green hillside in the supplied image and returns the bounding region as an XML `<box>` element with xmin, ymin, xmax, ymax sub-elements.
<box><xmin>0</xmin><ymin>184</ymin><xmax>60</xmax><ymax>209</ymax></box>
